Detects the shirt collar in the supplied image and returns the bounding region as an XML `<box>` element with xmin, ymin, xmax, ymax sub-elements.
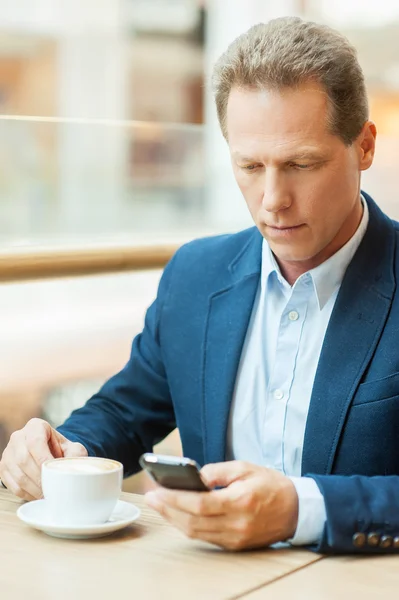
<box><xmin>261</xmin><ymin>195</ymin><xmax>369</xmax><ymax>310</ymax></box>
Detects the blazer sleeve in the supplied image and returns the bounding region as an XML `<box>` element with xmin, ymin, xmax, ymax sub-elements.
<box><xmin>308</xmin><ymin>474</ymin><xmax>399</xmax><ymax>553</ymax></box>
<box><xmin>56</xmin><ymin>254</ymin><xmax>178</xmax><ymax>477</ymax></box>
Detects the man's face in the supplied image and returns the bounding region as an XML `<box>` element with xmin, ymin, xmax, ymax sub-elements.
<box><xmin>226</xmin><ymin>83</ymin><xmax>375</xmax><ymax>270</ymax></box>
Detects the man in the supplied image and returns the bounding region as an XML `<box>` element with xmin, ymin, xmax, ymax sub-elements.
<box><xmin>1</xmin><ymin>17</ymin><xmax>399</xmax><ymax>554</ymax></box>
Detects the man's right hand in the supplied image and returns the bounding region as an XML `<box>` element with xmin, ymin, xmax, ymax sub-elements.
<box><xmin>0</xmin><ymin>418</ymin><xmax>87</xmax><ymax>501</ymax></box>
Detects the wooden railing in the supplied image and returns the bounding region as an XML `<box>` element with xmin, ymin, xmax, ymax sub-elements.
<box><xmin>0</xmin><ymin>243</ymin><xmax>179</xmax><ymax>282</ymax></box>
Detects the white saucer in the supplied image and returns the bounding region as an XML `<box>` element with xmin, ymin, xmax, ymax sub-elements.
<box><xmin>17</xmin><ymin>499</ymin><xmax>140</xmax><ymax>540</ymax></box>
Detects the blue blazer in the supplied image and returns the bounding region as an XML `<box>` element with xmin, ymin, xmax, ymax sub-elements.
<box><xmin>59</xmin><ymin>191</ymin><xmax>399</xmax><ymax>554</ymax></box>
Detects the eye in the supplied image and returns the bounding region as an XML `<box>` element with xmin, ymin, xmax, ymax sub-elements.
<box><xmin>241</xmin><ymin>164</ymin><xmax>260</xmax><ymax>172</ymax></box>
<box><xmin>292</xmin><ymin>163</ymin><xmax>310</xmax><ymax>170</ymax></box>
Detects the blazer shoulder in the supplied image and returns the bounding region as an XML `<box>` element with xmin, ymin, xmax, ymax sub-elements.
<box><xmin>154</xmin><ymin>227</ymin><xmax>260</xmax><ymax>312</ymax></box>
<box><xmin>173</xmin><ymin>227</ymin><xmax>259</xmax><ymax>274</ymax></box>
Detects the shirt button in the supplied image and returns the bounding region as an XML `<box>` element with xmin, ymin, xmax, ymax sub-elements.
<box><xmin>274</xmin><ymin>389</ymin><xmax>284</xmax><ymax>400</ymax></box>
<box><xmin>288</xmin><ymin>310</ymin><xmax>299</xmax><ymax>321</ymax></box>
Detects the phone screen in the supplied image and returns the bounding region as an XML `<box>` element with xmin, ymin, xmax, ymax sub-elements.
<box><xmin>139</xmin><ymin>453</ymin><xmax>210</xmax><ymax>492</ymax></box>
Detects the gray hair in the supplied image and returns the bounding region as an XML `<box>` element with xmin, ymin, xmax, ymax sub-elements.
<box><xmin>212</xmin><ymin>16</ymin><xmax>369</xmax><ymax>146</ymax></box>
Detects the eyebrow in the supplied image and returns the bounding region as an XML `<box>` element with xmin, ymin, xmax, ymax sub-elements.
<box><xmin>232</xmin><ymin>149</ymin><xmax>327</xmax><ymax>163</ymax></box>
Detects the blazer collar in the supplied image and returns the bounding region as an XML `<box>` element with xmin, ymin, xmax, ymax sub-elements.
<box><xmin>227</xmin><ymin>227</ymin><xmax>263</xmax><ymax>284</ymax></box>
<box><xmin>202</xmin><ymin>228</ymin><xmax>262</xmax><ymax>465</ymax></box>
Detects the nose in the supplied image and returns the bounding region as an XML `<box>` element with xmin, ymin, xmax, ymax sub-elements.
<box><xmin>261</xmin><ymin>169</ymin><xmax>291</xmax><ymax>213</ymax></box>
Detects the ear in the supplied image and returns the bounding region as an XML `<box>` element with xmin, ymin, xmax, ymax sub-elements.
<box><xmin>358</xmin><ymin>121</ymin><xmax>377</xmax><ymax>172</ymax></box>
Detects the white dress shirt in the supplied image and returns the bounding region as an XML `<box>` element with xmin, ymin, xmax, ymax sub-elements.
<box><xmin>226</xmin><ymin>196</ymin><xmax>369</xmax><ymax>544</ymax></box>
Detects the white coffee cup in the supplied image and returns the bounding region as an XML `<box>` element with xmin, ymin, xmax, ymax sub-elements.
<box><xmin>42</xmin><ymin>457</ymin><xmax>123</xmax><ymax>526</ymax></box>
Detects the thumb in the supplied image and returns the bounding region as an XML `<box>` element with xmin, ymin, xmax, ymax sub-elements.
<box><xmin>47</xmin><ymin>428</ymin><xmax>65</xmax><ymax>459</ymax></box>
<box><xmin>200</xmin><ymin>460</ymin><xmax>254</xmax><ymax>488</ymax></box>
<box><xmin>60</xmin><ymin>437</ymin><xmax>88</xmax><ymax>458</ymax></box>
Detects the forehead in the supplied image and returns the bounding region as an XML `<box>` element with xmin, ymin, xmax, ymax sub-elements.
<box><xmin>226</xmin><ymin>84</ymin><xmax>335</xmax><ymax>156</ymax></box>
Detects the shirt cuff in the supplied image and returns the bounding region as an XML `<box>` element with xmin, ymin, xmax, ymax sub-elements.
<box><xmin>287</xmin><ymin>476</ymin><xmax>326</xmax><ymax>545</ymax></box>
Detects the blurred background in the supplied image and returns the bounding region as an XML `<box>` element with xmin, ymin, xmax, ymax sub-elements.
<box><xmin>0</xmin><ymin>0</ymin><xmax>399</xmax><ymax>493</ymax></box>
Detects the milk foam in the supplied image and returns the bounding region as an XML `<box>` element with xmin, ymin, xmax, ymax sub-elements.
<box><xmin>47</xmin><ymin>459</ymin><xmax>117</xmax><ymax>473</ymax></box>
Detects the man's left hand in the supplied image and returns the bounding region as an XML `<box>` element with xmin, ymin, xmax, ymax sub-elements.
<box><xmin>145</xmin><ymin>460</ymin><xmax>299</xmax><ymax>550</ymax></box>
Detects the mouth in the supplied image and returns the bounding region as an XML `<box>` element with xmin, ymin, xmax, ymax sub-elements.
<box><xmin>266</xmin><ymin>224</ymin><xmax>304</xmax><ymax>231</ymax></box>
<box><xmin>264</xmin><ymin>223</ymin><xmax>306</xmax><ymax>238</ymax></box>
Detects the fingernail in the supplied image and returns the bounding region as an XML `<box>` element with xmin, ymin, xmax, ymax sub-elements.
<box><xmin>145</xmin><ymin>491</ymin><xmax>161</xmax><ymax>509</ymax></box>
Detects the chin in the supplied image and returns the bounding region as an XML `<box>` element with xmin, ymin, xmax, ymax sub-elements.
<box><xmin>277</xmin><ymin>254</ymin><xmax>310</xmax><ymax>263</ymax></box>
<box><xmin>268</xmin><ymin>244</ymin><xmax>306</xmax><ymax>259</ymax></box>
<box><xmin>270</xmin><ymin>248</ymin><xmax>318</xmax><ymax>264</ymax></box>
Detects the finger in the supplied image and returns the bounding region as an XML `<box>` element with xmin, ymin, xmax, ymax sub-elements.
<box><xmin>15</xmin><ymin>445</ymin><xmax>42</xmax><ymax>488</ymax></box>
<box><xmin>62</xmin><ymin>441</ymin><xmax>88</xmax><ymax>458</ymax></box>
<box><xmin>146</xmin><ymin>488</ymin><xmax>226</xmax><ymax>517</ymax></box>
<box><xmin>24</xmin><ymin>421</ymin><xmax>56</xmax><ymax>467</ymax></box>
<box><xmin>0</xmin><ymin>469</ymin><xmax>37</xmax><ymax>502</ymax></box>
<box><xmin>147</xmin><ymin>500</ymin><xmax>229</xmax><ymax>536</ymax></box>
<box><xmin>200</xmin><ymin>460</ymin><xmax>254</xmax><ymax>488</ymax></box>
<box><xmin>6</xmin><ymin>462</ymin><xmax>42</xmax><ymax>500</ymax></box>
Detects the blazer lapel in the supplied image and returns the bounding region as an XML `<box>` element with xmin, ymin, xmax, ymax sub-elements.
<box><xmin>202</xmin><ymin>230</ymin><xmax>262</xmax><ymax>465</ymax></box>
<box><xmin>302</xmin><ymin>195</ymin><xmax>397</xmax><ymax>475</ymax></box>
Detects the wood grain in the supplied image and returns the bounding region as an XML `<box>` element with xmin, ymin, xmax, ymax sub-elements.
<box><xmin>0</xmin><ymin>489</ymin><xmax>322</xmax><ymax>600</ymax></box>
<box><xmin>244</xmin><ymin>551</ymin><xmax>399</xmax><ymax>599</ymax></box>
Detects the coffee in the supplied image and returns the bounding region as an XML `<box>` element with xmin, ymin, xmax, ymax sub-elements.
<box><xmin>45</xmin><ymin>458</ymin><xmax>119</xmax><ymax>474</ymax></box>
<box><xmin>42</xmin><ymin>457</ymin><xmax>123</xmax><ymax>526</ymax></box>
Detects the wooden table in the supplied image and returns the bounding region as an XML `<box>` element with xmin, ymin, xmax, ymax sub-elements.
<box><xmin>0</xmin><ymin>489</ymin><xmax>321</xmax><ymax>600</ymax></box>
<box><xmin>245</xmin><ymin>547</ymin><xmax>399</xmax><ymax>599</ymax></box>
<box><xmin>4</xmin><ymin>489</ymin><xmax>397</xmax><ymax>599</ymax></box>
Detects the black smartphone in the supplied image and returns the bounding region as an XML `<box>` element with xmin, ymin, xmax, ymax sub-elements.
<box><xmin>139</xmin><ymin>453</ymin><xmax>210</xmax><ymax>492</ymax></box>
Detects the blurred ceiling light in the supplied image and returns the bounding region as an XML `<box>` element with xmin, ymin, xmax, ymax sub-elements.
<box><xmin>310</xmin><ymin>0</ymin><xmax>399</xmax><ymax>28</ymax></box>
<box><xmin>128</xmin><ymin>0</ymin><xmax>199</xmax><ymax>34</ymax></box>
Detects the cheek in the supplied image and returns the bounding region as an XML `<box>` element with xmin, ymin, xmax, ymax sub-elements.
<box><xmin>235</xmin><ymin>173</ymin><xmax>263</xmax><ymax>209</ymax></box>
<box><xmin>302</xmin><ymin>171</ymin><xmax>358</xmax><ymax>228</ymax></box>
<box><xmin>299</xmin><ymin>171</ymin><xmax>345</xmax><ymax>216</ymax></box>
